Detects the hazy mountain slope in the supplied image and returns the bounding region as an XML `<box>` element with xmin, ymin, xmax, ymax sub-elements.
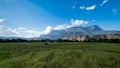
<box><xmin>1</xmin><ymin>25</ymin><xmax>119</xmax><ymax>40</ymax></box>
<box><xmin>86</xmin><ymin>25</ymin><xmax>103</xmax><ymax>32</ymax></box>
<box><xmin>40</xmin><ymin>30</ymin><xmax>66</xmax><ymax>40</ymax></box>
<box><xmin>39</xmin><ymin>25</ymin><xmax>120</xmax><ymax>40</ymax></box>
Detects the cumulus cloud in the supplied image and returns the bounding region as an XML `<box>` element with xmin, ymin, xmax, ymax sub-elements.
<box><xmin>40</xmin><ymin>19</ymin><xmax>89</xmax><ymax>35</ymax></box>
<box><xmin>41</xmin><ymin>26</ymin><xmax>53</xmax><ymax>35</ymax></box>
<box><xmin>54</xmin><ymin>24</ymin><xmax>70</xmax><ymax>30</ymax></box>
<box><xmin>0</xmin><ymin>25</ymin><xmax>54</xmax><ymax>38</ymax></box>
<box><xmin>0</xmin><ymin>19</ymin><xmax>6</xmax><ymax>23</ymax></box>
<box><xmin>71</xmin><ymin>19</ymin><xmax>88</xmax><ymax>26</ymax></box>
<box><xmin>0</xmin><ymin>26</ymin><xmax>42</xmax><ymax>38</ymax></box>
<box><xmin>52</xmin><ymin>19</ymin><xmax>88</xmax><ymax>31</ymax></box>
<box><xmin>0</xmin><ymin>19</ymin><xmax>89</xmax><ymax>38</ymax></box>
<box><xmin>0</xmin><ymin>26</ymin><xmax>16</xmax><ymax>37</ymax></box>
<box><xmin>80</xmin><ymin>5</ymin><xmax>96</xmax><ymax>11</ymax></box>
<box><xmin>100</xmin><ymin>0</ymin><xmax>108</xmax><ymax>6</ymax></box>
<box><xmin>86</xmin><ymin>5</ymin><xmax>96</xmax><ymax>10</ymax></box>
<box><xmin>8</xmin><ymin>27</ymin><xmax>41</xmax><ymax>38</ymax></box>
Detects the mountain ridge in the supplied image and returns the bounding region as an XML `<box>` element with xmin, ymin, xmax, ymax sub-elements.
<box><xmin>39</xmin><ymin>25</ymin><xmax>120</xmax><ymax>40</ymax></box>
<box><xmin>63</xmin><ymin>34</ymin><xmax>120</xmax><ymax>41</ymax></box>
<box><xmin>0</xmin><ymin>25</ymin><xmax>120</xmax><ymax>40</ymax></box>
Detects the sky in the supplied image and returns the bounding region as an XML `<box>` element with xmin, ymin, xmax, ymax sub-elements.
<box><xmin>0</xmin><ymin>0</ymin><xmax>120</xmax><ymax>38</ymax></box>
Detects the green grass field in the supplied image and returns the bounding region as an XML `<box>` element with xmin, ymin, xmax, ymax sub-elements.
<box><xmin>0</xmin><ymin>42</ymin><xmax>120</xmax><ymax>68</ymax></box>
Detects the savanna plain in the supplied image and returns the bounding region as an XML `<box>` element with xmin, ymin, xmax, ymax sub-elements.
<box><xmin>0</xmin><ymin>42</ymin><xmax>120</xmax><ymax>68</ymax></box>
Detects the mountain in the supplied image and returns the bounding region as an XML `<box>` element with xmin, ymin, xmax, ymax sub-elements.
<box><xmin>63</xmin><ymin>34</ymin><xmax>120</xmax><ymax>41</ymax></box>
<box><xmin>40</xmin><ymin>30</ymin><xmax>66</xmax><ymax>40</ymax></box>
<box><xmin>2</xmin><ymin>25</ymin><xmax>117</xmax><ymax>40</ymax></box>
<box><xmin>86</xmin><ymin>25</ymin><xmax>103</xmax><ymax>32</ymax></box>
<box><xmin>0</xmin><ymin>25</ymin><xmax>119</xmax><ymax>40</ymax></box>
<box><xmin>93</xmin><ymin>30</ymin><xmax>120</xmax><ymax>34</ymax></box>
<box><xmin>65</xmin><ymin>25</ymin><xmax>103</xmax><ymax>36</ymax></box>
<box><xmin>39</xmin><ymin>25</ymin><xmax>120</xmax><ymax>40</ymax></box>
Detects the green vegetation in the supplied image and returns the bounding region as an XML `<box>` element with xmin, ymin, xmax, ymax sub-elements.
<box><xmin>0</xmin><ymin>42</ymin><xmax>120</xmax><ymax>68</ymax></box>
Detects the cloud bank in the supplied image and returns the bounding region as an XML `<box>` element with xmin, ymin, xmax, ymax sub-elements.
<box><xmin>0</xmin><ymin>19</ymin><xmax>88</xmax><ymax>38</ymax></box>
<box><xmin>0</xmin><ymin>26</ymin><xmax>41</xmax><ymax>38</ymax></box>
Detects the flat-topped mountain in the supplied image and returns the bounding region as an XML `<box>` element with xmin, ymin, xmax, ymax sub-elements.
<box><xmin>39</xmin><ymin>25</ymin><xmax>120</xmax><ymax>40</ymax></box>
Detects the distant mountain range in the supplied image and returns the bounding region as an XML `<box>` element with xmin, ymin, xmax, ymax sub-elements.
<box><xmin>40</xmin><ymin>25</ymin><xmax>120</xmax><ymax>40</ymax></box>
<box><xmin>0</xmin><ymin>25</ymin><xmax>120</xmax><ymax>40</ymax></box>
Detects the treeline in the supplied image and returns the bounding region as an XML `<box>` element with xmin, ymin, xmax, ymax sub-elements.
<box><xmin>61</xmin><ymin>39</ymin><xmax>120</xmax><ymax>43</ymax></box>
<box><xmin>0</xmin><ymin>39</ymin><xmax>57</xmax><ymax>42</ymax></box>
<box><xmin>84</xmin><ymin>39</ymin><xmax>120</xmax><ymax>43</ymax></box>
<box><xmin>0</xmin><ymin>39</ymin><xmax>29</xmax><ymax>42</ymax></box>
<box><xmin>0</xmin><ymin>38</ymin><xmax>120</xmax><ymax>43</ymax></box>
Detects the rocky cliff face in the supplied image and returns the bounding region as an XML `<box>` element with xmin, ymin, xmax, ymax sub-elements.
<box><xmin>63</xmin><ymin>34</ymin><xmax>120</xmax><ymax>41</ymax></box>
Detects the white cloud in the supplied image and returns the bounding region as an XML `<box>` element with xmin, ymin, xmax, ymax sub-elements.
<box><xmin>0</xmin><ymin>19</ymin><xmax>89</xmax><ymax>38</ymax></box>
<box><xmin>80</xmin><ymin>6</ymin><xmax>86</xmax><ymax>10</ymax></box>
<box><xmin>0</xmin><ymin>25</ymin><xmax>53</xmax><ymax>38</ymax></box>
<box><xmin>71</xmin><ymin>19</ymin><xmax>88</xmax><ymax>26</ymax></box>
<box><xmin>8</xmin><ymin>27</ymin><xmax>41</xmax><ymax>38</ymax></box>
<box><xmin>54</xmin><ymin>24</ymin><xmax>70</xmax><ymax>30</ymax></box>
<box><xmin>0</xmin><ymin>19</ymin><xmax>6</xmax><ymax>23</ymax></box>
<box><xmin>42</xmin><ymin>26</ymin><xmax>53</xmax><ymax>35</ymax></box>
<box><xmin>86</xmin><ymin>5</ymin><xmax>96</xmax><ymax>10</ymax></box>
<box><xmin>100</xmin><ymin>0</ymin><xmax>108</xmax><ymax>6</ymax></box>
<box><xmin>0</xmin><ymin>26</ymin><xmax>41</xmax><ymax>38</ymax></box>
<box><xmin>80</xmin><ymin>5</ymin><xmax>96</xmax><ymax>11</ymax></box>
<box><xmin>112</xmin><ymin>9</ymin><xmax>118</xmax><ymax>14</ymax></box>
<box><xmin>0</xmin><ymin>26</ymin><xmax>16</xmax><ymax>37</ymax></box>
<box><xmin>53</xmin><ymin>19</ymin><xmax>88</xmax><ymax>31</ymax></box>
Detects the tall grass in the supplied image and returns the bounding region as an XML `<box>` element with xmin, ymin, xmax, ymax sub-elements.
<box><xmin>0</xmin><ymin>42</ymin><xmax>120</xmax><ymax>68</ymax></box>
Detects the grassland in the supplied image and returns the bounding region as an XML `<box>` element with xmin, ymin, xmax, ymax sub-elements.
<box><xmin>0</xmin><ymin>42</ymin><xmax>120</xmax><ymax>68</ymax></box>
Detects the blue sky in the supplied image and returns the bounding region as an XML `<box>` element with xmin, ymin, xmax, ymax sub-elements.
<box><xmin>0</xmin><ymin>0</ymin><xmax>120</xmax><ymax>38</ymax></box>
